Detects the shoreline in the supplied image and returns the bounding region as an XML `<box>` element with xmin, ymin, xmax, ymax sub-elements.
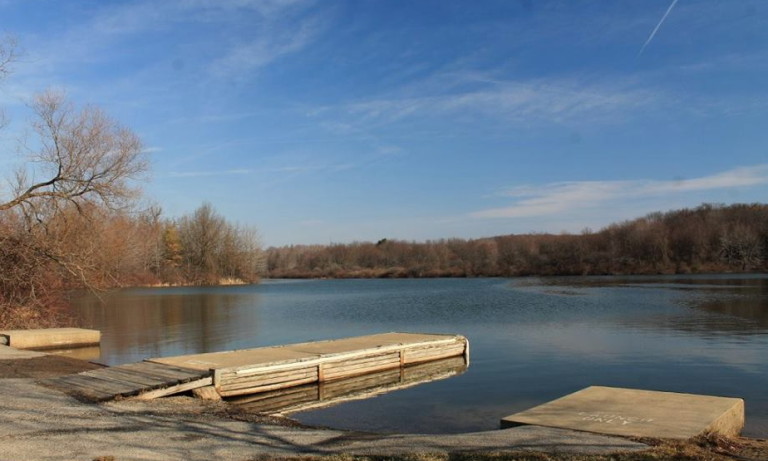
<box><xmin>2</xmin><ymin>346</ymin><xmax>766</xmax><ymax>460</ymax></box>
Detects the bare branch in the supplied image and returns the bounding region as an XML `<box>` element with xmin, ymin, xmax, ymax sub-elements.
<box><xmin>0</xmin><ymin>35</ymin><xmax>16</xmax><ymax>79</ymax></box>
<box><xmin>0</xmin><ymin>90</ymin><xmax>147</xmax><ymax>214</ymax></box>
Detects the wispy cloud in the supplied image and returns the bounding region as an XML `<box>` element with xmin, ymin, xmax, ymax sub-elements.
<box><xmin>314</xmin><ymin>77</ymin><xmax>660</xmax><ymax>131</ymax></box>
<box><xmin>13</xmin><ymin>0</ymin><xmax>322</xmax><ymax>89</ymax></box>
<box><xmin>168</xmin><ymin>169</ymin><xmax>252</xmax><ymax>178</ymax></box>
<box><xmin>471</xmin><ymin>164</ymin><xmax>768</xmax><ymax>219</ymax></box>
<box><xmin>208</xmin><ymin>15</ymin><xmax>323</xmax><ymax>80</ymax></box>
<box><xmin>167</xmin><ymin>161</ymin><xmax>354</xmax><ymax>179</ymax></box>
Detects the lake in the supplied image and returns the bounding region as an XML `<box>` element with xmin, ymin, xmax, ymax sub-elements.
<box><xmin>71</xmin><ymin>275</ymin><xmax>768</xmax><ymax>437</ymax></box>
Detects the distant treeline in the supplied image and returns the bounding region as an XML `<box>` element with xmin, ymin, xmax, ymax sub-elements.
<box><xmin>266</xmin><ymin>203</ymin><xmax>768</xmax><ymax>278</ymax></box>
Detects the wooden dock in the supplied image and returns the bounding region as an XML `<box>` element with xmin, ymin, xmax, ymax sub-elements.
<box><xmin>150</xmin><ymin>332</ymin><xmax>468</xmax><ymax>398</ymax></box>
<box><xmin>40</xmin><ymin>332</ymin><xmax>468</xmax><ymax>402</ymax></box>
<box><xmin>230</xmin><ymin>355</ymin><xmax>468</xmax><ymax>414</ymax></box>
<box><xmin>41</xmin><ymin>361</ymin><xmax>212</xmax><ymax>402</ymax></box>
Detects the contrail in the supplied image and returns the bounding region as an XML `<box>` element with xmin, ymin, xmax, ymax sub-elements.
<box><xmin>639</xmin><ymin>0</ymin><xmax>679</xmax><ymax>56</ymax></box>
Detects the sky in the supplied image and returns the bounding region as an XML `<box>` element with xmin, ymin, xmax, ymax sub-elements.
<box><xmin>0</xmin><ymin>0</ymin><xmax>766</xmax><ymax>247</ymax></box>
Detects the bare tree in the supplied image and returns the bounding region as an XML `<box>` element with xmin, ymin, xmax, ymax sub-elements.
<box><xmin>177</xmin><ymin>203</ymin><xmax>263</xmax><ymax>284</ymax></box>
<box><xmin>1</xmin><ymin>90</ymin><xmax>147</xmax><ymax>222</ymax></box>
<box><xmin>0</xmin><ymin>84</ymin><xmax>148</xmax><ymax>327</ymax></box>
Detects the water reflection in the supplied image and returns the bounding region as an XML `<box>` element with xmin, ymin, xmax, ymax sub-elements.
<box><xmin>694</xmin><ymin>295</ymin><xmax>768</xmax><ymax>329</ymax></box>
<box><xmin>37</xmin><ymin>346</ymin><xmax>102</xmax><ymax>361</ymax></box>
<box><xmin>230</xmin><ymin>356</ymin><xmax>468</xmax><ymax>415</ymax></box>
<box><xmin>73</xmin><ymin>288</ymin><xmax>263</xmax><ymax>364</ymax></box>
<box><xmin>512</xmin><ymin>275</ymin><xmax>768</xmax><ymax>337</ymax></box>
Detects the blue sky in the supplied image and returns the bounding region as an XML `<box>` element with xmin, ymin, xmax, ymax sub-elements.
<box><xmin>1</xmin><ymin>0</ymin><xmax>766</xmax><ymax>246</ymax></box>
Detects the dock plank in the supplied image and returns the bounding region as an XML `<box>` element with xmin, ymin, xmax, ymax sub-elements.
<box><xmin>79</xmin><ymin>368</ymin><xmax>165</xmax><ymax>389</ymax></box>
<box><xmin>123</xmin><ymin>362</ymin><xmax>205</xmax><ymax>380</ymax></box>
<box><xmin>41</xmin><ymin>361</ymin><xmax>212</xmax><ymax>402</ymax></box>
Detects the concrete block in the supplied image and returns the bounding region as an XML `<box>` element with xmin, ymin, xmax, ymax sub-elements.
<box><xmin>0</xmin><ymin>328</ymin><xmax>101</xmax><ymax>350</ymax></box>
<box><xmin>501</xmin><ymin>386</ymin><xmax>744</xmax><ymax>439</ymax></box>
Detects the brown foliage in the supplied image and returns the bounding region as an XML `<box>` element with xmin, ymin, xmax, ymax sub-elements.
<box><xmin>266</xmin><ymin>203</ymin><xmax>768</xmax><ymax>279</ymax></box>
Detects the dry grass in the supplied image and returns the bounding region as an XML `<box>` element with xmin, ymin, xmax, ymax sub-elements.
<box><xmin>0</xmin><ymin>302</ymin><xmax>73</xmax><ymax>330</ymax></box>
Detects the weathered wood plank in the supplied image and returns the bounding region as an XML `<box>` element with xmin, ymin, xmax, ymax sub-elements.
<box><xmin>40</xmin><ymin>359</ymin><xmax>212</xmax><ymax>402</ymax></box>
<box><xmin>124</xmin><ymin>362</ymin><xmax>205</xmax><ymax>380</ymax></box>
<box><xmin>323</xmin><ymin>354</ymin><xmax>400</xmax><ymax>370</ymax></box>
<box><xmin>221</xmin><ymin>376</ymin><xmax>316</xmax><ymax>394</ymax></box>
<box><xmin>50</xmin><ymin>375</ymin><xmax>132</xmax><ymax>398</ymax></box>
<box><xmin>135</xmin><ymin>377</ymin><xmax>213</xmax><ymax>400</ymax></box>
<box><xmin>222</xmin><ymin>369</ymin><xmax>318</xmax><ymax>390</ymax></box>
<box><xmin>230</xmin><ymin>364</ymin><xmax>312</xmax><ymax>379</ymax></box>
<box><xmin>403</xmin><ymin>344</ymin><xmax>466</xmax><ymax>364</ymax></box>
<box><xmin>192</xmin><ymin>385</ymin><xmax>223</xmax><ymax>401</ymax></box>
<box><xmin>46</xmin><ymin>377</ymin><xmax>115</xmax><ymax>401</ymax></box>
<box><xmin>322</xmin><ymin>351</ymin><xmax>401</xmax><ymax>370</ymax></box>
<box><xmin>79</xmin><ymin>368</ymin><xmax>165</xmax><ymax>388</ymax></box>
<box><xmin>219</xmin><ymin>375</ymin><xmax>318</xmax><ymax>397</ymax></box>
<box><xmin>107</xmin><ymin>366</ymin><xmax>180</xmax><ymax>386</ymax></box>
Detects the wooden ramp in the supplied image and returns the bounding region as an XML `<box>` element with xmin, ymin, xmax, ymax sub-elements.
<box><xmin>41</xmin><ymin>362</ymin><xmax>212</xmax><ymax>402</ymax></box>
<box><xmin>149</xmin><ymin>332</ymin><xmax>468</xmax><ymax>398</ymax></box>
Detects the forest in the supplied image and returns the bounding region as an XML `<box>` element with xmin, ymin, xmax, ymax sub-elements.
<box><xmin>265</xmin><ymin>203</ymin><xmax>768</xmax><ymax>279</ymax></box>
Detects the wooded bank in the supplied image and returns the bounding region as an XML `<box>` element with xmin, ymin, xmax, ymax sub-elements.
<box><xmin>265</xmin><ymin>203</ymin><xmax>768</xmax><ymax>279</ymax></box>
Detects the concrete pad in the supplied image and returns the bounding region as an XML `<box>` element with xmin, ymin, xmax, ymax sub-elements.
<box><xmin>0</xmin><ymin>328</ymin><xmax>101</xmax><ymax>349</ymax></box>
<box><xmin>501</xmin><ymin>386</ymin><xmax>744</xmax><ymax>439</ymax></box>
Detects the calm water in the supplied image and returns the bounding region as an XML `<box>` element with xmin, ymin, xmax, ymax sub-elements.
<box><xmin>71</xmin><ymin>275</ymin><xmax>768</xmax><ymax>437</ymax></box>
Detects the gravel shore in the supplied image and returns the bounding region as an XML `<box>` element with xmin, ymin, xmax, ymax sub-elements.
<box><xmin>2</xmin><ymin>345</ymin><xmax>765</xmax><ymax>461</ymax></box>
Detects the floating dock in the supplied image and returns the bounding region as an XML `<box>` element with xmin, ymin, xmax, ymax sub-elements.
<box><xmin>42</xmin><ymin>332</ymin><xmax>468</xmax><ymax>402</ymax></box>
<box><xmin>0</xmin><ymin>328</ymin><xmax>100</xmax><ymax>350</ymax></box>
<box><xmin>500</xmin><ymin>386</ymin><xmax>744</xmax><ymax>439</ymax></box>
<box><xmin>230</xmin><ymin>355</ymin><xmax>468</xmax><ymax>414</ymax></box>
<box><xmin>149</xmin><ymin>332</ymin><xmax>468</xmax><ymax>398</ymax></box>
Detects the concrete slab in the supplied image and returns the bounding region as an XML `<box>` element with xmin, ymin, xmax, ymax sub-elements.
<box><xmin>501</xmin><ymin>386</ymin><xmax>744</xmax><ymax>439</ymax></box>
<box><xmin>0</xmin><ymin>328</ymin><xmax>100</xmax><ymax>350</ymax></box>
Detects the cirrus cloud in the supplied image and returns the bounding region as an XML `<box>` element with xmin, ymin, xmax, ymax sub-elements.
<box><xmin>471</xmin><ymin>164</ymin><xmax>768</xmax><ymax>219</ymax></box>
